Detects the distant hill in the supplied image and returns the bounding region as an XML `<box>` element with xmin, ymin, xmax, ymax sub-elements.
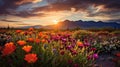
<box><xmin>20</xmin><ymin>20</ymin><xmax>120</xmax><ymax>29</ymax></box>
<box><xmin>20</xmin><ymin>25</ymin><xmax>43</xmax><ymax>29</ymax></box>
<box><xmin>43</xmin><ymin>20</ymin><xmax>120</xmax><ymax>29</ymax></box>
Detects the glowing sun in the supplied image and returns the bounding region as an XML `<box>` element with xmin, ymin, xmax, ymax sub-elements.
<box><xmin>53</xmin><ymin>20</ymin><xmax>59</xmax><ymax>24</ymax></box>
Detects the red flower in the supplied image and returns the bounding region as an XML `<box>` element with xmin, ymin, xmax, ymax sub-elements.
<box><xmin>28</xmin><ymin>31</ymin><xmax>33</xmax><ymax>35</ymax></box>
<box><xmin>87</xmin><ymin>55</ymin><xmax>92</xmax><ymax>60</ymax></box>
<box><xmin>22</xmin><ymin>45</ymin><xmax>32</xmax><ymax>53</ymax></box>
<box><xmin>60</xmin><ymin>50</ymin><xmax>65</xmax><ymax>55</ymax></box>
<box><xmin>0</xmin><ymin>46</ymin><xmax>3</xmax><ymax>51</ymax></box>
<box><xmin>28</xmin><ymin>27</ymin><xmax>34</xmax><ymax>31</ymax></box>
<box><xmin>24</xmin><ymin>53</ymin><xmax>38</xmax><ymax>63</ymax></box>
<box><xmin>27</xmin><ymin>38</ymin><xmax>34</xmax><ymax>42</ymax></box>
<box><xmin>16</xmin><ymin>30</ymin><xmax>22</xmax><ymax>33</ymax></box>
<box><xmin>90</xmin><ymin>48</ymin><xmax>96</xmax><ymax>51</ymax></box>
<box><xmin>77</xmin><ymin>41</ymin><xmax>84</xmax><ymax>47</ymax></box>
<box><xmin>73</xmin><ymin>63</ymin><xmax>79</xmax><ymax>67</ymax></box>
<box><xmin>116</xmin><ymin>52</ymin><xmax>120</xmax><ymax>57</ymax></box>
<box><xmin>68</xmin><ymin>60</ymin><xmax>73</xmax><ymax>64</ymax></box>
<box><xmin>38</xmin><ymin>32</ymin><xmax>43</xmax><ymax>37</ymax></box>
<box><xmin>35</xmin><ymin>38</ymin><xmax>40</xmax><ymax>43</ymax></box>
<box><xmin>71</xmin><ymin>50</ymin><xmax>77</xmax><ymax>55</ymax></box>
<box><xmin>2</xmin><ymin>42</ymin><xmax>16</xmax><ymax>56</ymax></box>
<box><xmin>43</xmin><ymin>35</ymin><xmax>48</xmax><ymax>39</ymax></box>
<box><xmin>17</xmin><ymin>40</ymin><xmax>26</xmax><ymax>46</ymax></box>
<box><xmin>41</xmin><ymin>39</ymin><xmax>47</xmax><ymax>43</ymax></box>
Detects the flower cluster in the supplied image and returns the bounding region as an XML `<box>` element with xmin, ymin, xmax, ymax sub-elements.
<box><xmin>2</xmin><ymin>42</ymin><xmax>16</xmax><ymax>56</ymax></box>
<box><xmin>0</xmin><ymin>28</ymin><xmax>100</xmax><ymax>67</ymax></box>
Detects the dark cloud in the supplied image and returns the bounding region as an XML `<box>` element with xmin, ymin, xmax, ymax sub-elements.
<box><xmin>11</xmin><ymin>11</ymin><xmax>47</xmax><ymax>18</ymax></box>
<box><xmin>30</xmin><ymin>0</ymin><xmax>120</xmax><ymax>21</ymax></box>
<box><xmin>33</xmin><ymin>0</ymin><xmax>90</xmax><ymax>12</ymax></box>
<box><xmin>33</xmin><ymin>0</ymin><xmax>120</xmax><ymax>12</ymax></box>
<box><xmin>16</xmin><ymin>23</ymin><xmax>31</xmax><ymax>25</ymax></box>
<box><xmin>108</xmin><ymin>19</ymin><xmax>120</xmax><ymax>23</ymax></box>
<box><xmin>0</xmin><ymin>0</ymin><xmax>40</xmax><ymax>15</ymax></box>
<box><xmin>0</xmin><ymin>19</ymin><xmax>20</xmax><ymax>22</ymax></box>
<box><xmin>87</xmin><ymin>9</ymin><xmax>120</xmax><ymax>17</ymax></box>
<box><xmin>0</xmin><ymin>0</ymin><xmax>120</xmax><ymax>21</ymax></box>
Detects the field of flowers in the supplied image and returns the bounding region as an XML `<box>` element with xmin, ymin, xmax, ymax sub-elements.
<box><xmin>0</xmin><ymin>28</ymin><xmax>120</xmax><ymax>67</ymax></box>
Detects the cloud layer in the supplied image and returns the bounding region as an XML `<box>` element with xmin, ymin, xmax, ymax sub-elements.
<box><xmin>0</xmin><ymin>0</ymin><xmax>120</xmax><ymax>22</ymax></box>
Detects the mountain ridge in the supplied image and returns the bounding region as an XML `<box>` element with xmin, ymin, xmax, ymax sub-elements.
<box><xmin>20</xmin><ymin>20</ymin><xmax>120</xmax><ymax>29</ymax></box>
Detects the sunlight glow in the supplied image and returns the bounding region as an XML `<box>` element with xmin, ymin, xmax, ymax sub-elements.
<box><xmin>33</xmin><ymin>0</ymin><xmax>42</xmax><ymax>3</ymax></box>
<box><xmin>53</xmin><ymin>20</ymin><xmax>59</xmax><ymax>24</ymax></box>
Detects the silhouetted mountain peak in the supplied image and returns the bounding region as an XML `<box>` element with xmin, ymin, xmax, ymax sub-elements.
<box><xmin>20</xmin><ymin>20</ymin><xmax>120</xmax><ymax>29</ymax></box>
<box><xmin>56</xmin><ymin>20</ymin><xmax>120</xmax><ymax>29</ymax></box>
<box><xmin>64</xmin><ymin>20</ymin><xmax>71</xmax><ymax>22</ymax></box>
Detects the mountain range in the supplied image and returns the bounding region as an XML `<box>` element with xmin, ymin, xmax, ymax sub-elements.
<box><xmin>20</xmin><ymin>20</ymin><xmax>120</xmax><ymax>29</ymax></box>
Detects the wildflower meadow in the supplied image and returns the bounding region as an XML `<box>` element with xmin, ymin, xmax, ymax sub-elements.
<box><xmin>0</xmin><ymin>28</ymin><xmax>120</xmax><ymax>67</ymax></box>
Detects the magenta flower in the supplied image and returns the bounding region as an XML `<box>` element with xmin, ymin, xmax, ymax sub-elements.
<box><xmin>93</xmin><ymin>53</ymin><xmax>98</xmax><ymax>59</ymax></box>
<box><xmin>87</xmin><ymin>55</ymin><xmax>92</xmax><ymax>60</ymax></box>
<box><xmin>66</xmin><ymin>45</ymin><xmax>72</xmax><ymax>50</ymax></box>
<box><xmin>73</xmin><ymin>63</ymin><xmax>79</xmax><ymax>67</ymax></box>
<box><xmin>68</xmin><ymin>60</ymin><xmax>73</xmax><ymax>64</ymax></box>
<box><xmin>60</xmin><ymin>50</ymin><xmax>65</xmax><ymax>55</ymax></box>
<box><xmin>71</xmin><ymin>50</ymin><xmax>77</xmax><ymax>55</ymax></box>
<box><xmin>84</xmin><ymin>42</ymin><xmax>91</xmax><ymax>46</ymax></box>
<box><xmin>90</xmin><ymin>48</ymin><xmax>97</xmax><ymax>51</ymax></box>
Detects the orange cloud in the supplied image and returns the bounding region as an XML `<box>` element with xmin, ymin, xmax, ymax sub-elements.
<box><xmin>16</xmin><ymin>0</ymin><xmax>42</xmax><ymax>5</ymax></box>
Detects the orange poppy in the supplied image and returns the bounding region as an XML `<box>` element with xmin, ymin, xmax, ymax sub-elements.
<box><xmin>2</xmin><ymin>42</ymin><xmax>16</xmax><ymax>56</ymax></box>
<box><xmin>20</xmin><ymin>32</ymin><xmax>25</xmax><ymax>35</ymax></box>
<box><xmin>28</xmin><ymin>31</ymin><xmax>33</xmax><ymax>35</ymax></box>
<box><xmin>27</xmin><ymin>38</ymin><xmax>34</xmax><ymax>42</ymax></box>
<box><xmin>77</xmin><ymin>41</ymin><xmax>84</xmax><ymax>47</ymax></box>
<box><xmin>16</xmin><ymin>30</ymin><xmax>22</xmax><ymax>33</ymax></box>
<box><xmin>22</xmin><ymin>45</ymin><xmax>32</xmax><ymax>53</ymax></box>
<box><xmin>41</xmin><ymin>39</ymin><xmax>47</xmax><ymax>43</ymax></box>
<box><xmin>43</xmin><ymin>35</ymin><xmax>48</xmax><ymax>39</ymax></box>
<box><xmin>38</xmin><ymin>32</ymin><xmax>43</xmax><ymax>37</ymax></box>
<box><xmin>28</xmin><ymin>27</ymin><xmax>34</xmax><ymax>31</ymax></box>
<box><xmin>35</xmin><ymin>38</ymin><xmax>40</xmax><ymax>43</ymax></box>
<box><xmin>17</xmin><ymin>40</ymin><xmax>26</xmax><ymax>46</ymax></box>
<box><xmin>24</xmin><ymin>53</ymin><xmax>38</xmax><ymax>63</ymax></box>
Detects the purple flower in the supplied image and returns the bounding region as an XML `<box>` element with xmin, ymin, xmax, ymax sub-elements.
<box><xmin>71</xmin><ymin>50</ymin><xmax>77</xmax><ymax>55</ymax></box>
<box><xmin>90</xmin><ymin>48</ymin><xmax>96</xmax><ymax>51</ymax></box>
<box><xmin>84</xmin><ymin>42</ymin><xmax>90</xmax><ymax>46</ymax></box>
<box><xmin>47</xmin><ymin>39</ymin><xmax>51</xmax><ymax>43</ymax></box>
<box><xmin>93</xmin><ymin>53</ymin><xmax>99</xmax><ymax>59</ymax></box>
<box><xmin>66</xmin><ymin>45</ymin><xmax>72</xmax><ymax>50</ymax></box>
<box><xmin>71</xmin><ymin>44</ymin><xmax>75</xmax><ymax>48</ymax></box>
<box><xmin>68</xmin><ymin>60</ymin><xmax>73</xmax><ymax>64</ymax></box>
<box><xmin>87</xmin><ymin>55</ymin><xmax>92</xmax><ymax>60</ymax></box>
<box><xmin>62</xmin><ymin>38</ymin><xmax>67</xmax><ymax>42</ymax></box>
<box><xmin>52</xmin><ymin>48</ymin><xmax>57</xmax><ymax>54</ymax></box>
<box><xmin>73</xmin><ymin>63</ymin><xmax>79</xmax><ymax>67</ymax></box>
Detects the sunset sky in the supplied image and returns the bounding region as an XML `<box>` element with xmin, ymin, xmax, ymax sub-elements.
<box><xmin>0</xmin><ymin>0</ymin><xmax>120</xmax><ymax>27</ymax></box>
